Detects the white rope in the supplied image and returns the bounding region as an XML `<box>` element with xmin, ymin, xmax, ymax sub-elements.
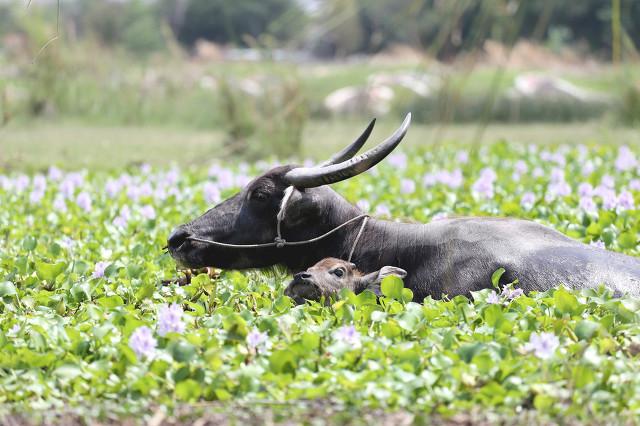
<box><xmin>348</xmin><ymin>216</ymin><xmax>369</xmax><ymax>262</ymax></box>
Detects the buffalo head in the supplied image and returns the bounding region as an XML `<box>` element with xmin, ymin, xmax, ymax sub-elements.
<box><xmin>284</xmin><ymin>257</ymin><xmax>407</xmax><ymax>304</ymax></box>
<box><xmin>167</xmin><ymin>114</ymin><xmax>411</xmax><ymax>271</ymax></box>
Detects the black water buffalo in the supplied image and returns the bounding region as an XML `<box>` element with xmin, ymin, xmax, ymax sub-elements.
<box><xmin>168</xmin><ymin>114</ymin><xmax>640</xmax><ymax>300</ymax></box>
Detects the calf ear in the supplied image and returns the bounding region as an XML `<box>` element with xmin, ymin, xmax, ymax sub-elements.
<box><xmin>357</xmin><ymin>266</ymin><xmax>407</xmax><ymax>296</ymax></box>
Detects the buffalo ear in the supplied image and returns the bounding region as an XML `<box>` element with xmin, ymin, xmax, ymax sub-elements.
<box><xmin>357</xmin><ymin>266</ymin><xmax>407</xmax><ymax>296</ymax></box>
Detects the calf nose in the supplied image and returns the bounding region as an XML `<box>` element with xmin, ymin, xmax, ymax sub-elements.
<box><xmin>168</xmin><ymin>227</ymin><xmax>191</xmax><ymax>249</ymax></box>
<box><xmin>295</xmin><ymin>272</ymin><xmax>312</xmax><ymax>281</ymax></box>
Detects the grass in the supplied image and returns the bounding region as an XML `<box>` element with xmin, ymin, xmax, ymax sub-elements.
<box><xmin>1</xmin><ymin>119</ymin><xmax>637</xmax><ymax>172</ymax></box>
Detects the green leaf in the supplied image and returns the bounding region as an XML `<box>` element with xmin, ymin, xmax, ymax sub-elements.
<box><xmin>96</xmin><ymin>295</ymin><xmax>125</xmax><ymax>308</ymax></box>
<box><xmin>458</xmin><ymin>342</ymin><xmax>484</xmax><ymax>363</ymax></box>
<box><xmin>575</xmin><ymin>320</ymin><xmax>600</xmax><ymax>340</ymax></box>
<box><xmin>618</xmin><ymin>231</ymin><xmax>638</xmax><ymax>250</ymax></box>
<box><xmin>135</xmin><ymin>282</ymin><xmax>156</xmax><ymax>302</ymax></box>
<box><xmin>269</xmin><ymin>349</ymin><xmax>297</xmax><ymax>375</ymax></box>
<box><xmin>35</xmin><ymin>260</ymin><xmax>67</xmax><ymax>282</ymax></box>
<box><xmin>553</xmin><ymin>287</ymin><xmax>583</xmax><ymax>316</ymax></box>
<box><xmin>53</xmin><ymin>364</ymin><xmax>82</xmax><ymax>381</ymax></box>
<box><xmin>22</xmin><ymin>236</ymin><xmax>37</xmax><ymax>251</ymax></box>
<box><xmin>170</xmin><ymin>341</ymin><xmax>197</xmax><ymax>363</ymax></box>
<box><xmin>491</xmin><ymin>268</ymin><xmax>505</xmax><ymax>289</ymax></box>
<box><xmin>175</xmin><ymin>379</ymin><xmax>202</xmax><ymax>401</ymax></box>
<box><xmin>0</xmin><ymin>281</ymin><xmax>17</xmax><ymax>297</ymax></box>
<box><xmin>483</xmin><ymin>304</ymin><xmax>503</xmax><ymax>327</ymax></box>
<box><xmin>381</xmin><ymin>276</ymin><xmax>404</xmax><ymax>300</ymax></box>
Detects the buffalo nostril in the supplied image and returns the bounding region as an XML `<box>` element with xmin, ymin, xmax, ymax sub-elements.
<box><xmin>168</xmin><ymin>228</ymin><xmax>191</xmax><ymax>249</ymax></box>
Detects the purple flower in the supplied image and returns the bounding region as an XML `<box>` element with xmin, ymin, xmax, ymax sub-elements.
<box><xmin>579</xmin><ymin>196</ymin><xmax>597</xmax><ymax>214</ymax></box>
<box><xmin>615</xmin><ymin>146</ymin><xmax>637</xmax><ymax>172</ymax></box>
<box><xmin>105</xmin><ymin>180</ymin><xmax>122</xmax><ymax>198</ymax></box>
<box><xmin>472</xmin><ymin>177</ymin><xmax>494</xmax><ymax>199</ymax></box>
<box><xmin>235</xmin><ymin>174</ymin><xmax>252</xmax><ymax>188</ymax></box>
<box><xmin>578</xmin><ymin>182</ymin><xmax>593</xmax><ymax>197</ymax></box>
<box><xmin>423</xmin><ymin>173</ymin><xmax>437</xmax><ymax>188</ymax></box>
<box><xmin>374</xmin><ymin>204</ymin><xmax>391</xmax><ymax>217</ymax></box>
<box><xmin>15</xmin><ymin>175</ymin><xmax>30</xmax><ymax>193</ymax></box>
<box><xmin>157</xmin><ymin>303</ymin><xmax>185</xmax><ymax>336</ymax></box>
<box><xmin>29</xmin><ymin>190</ymin><xmax>44</xmax><ymax>204</ymax></box>
<box><xmin>520</xmin><ymin>192</ymin><xmax>535</xmax><ymax>210</ymax></box>
<box><xmin>400</xmin><ymin>179</ymin><xmax>416</xmax><ymax>194</ymax></box>
<box><xmin>514</xmin><ymin>160</ymin><xmax>527</xmax><ymax>174</ymax></box>
<box><xmin>501</xmin><ymin>287</ymin><xmax>524</xmax><ymax>300</ymax></box>
<box><xmin>618</xmin><ymin>191</ymin><xmax>635</xmax><ymax>211</ymax></box>
<box><xmin>114</xmin><ymin>205</ymin><xmax>131</xmax><ymax>228</ymax></box>
<box><xmin>356</xmin><ymin>199</ymin><xmax>370</xmax><ymax>212</ymax></box>
<box><xmin>114</xmin><ymin>216</ymin><xmax>128</xmax><ymax>228</ymax></box>
<box><xmin>246</xmin><ymin>328</ymin><xmax>271</xmax><ymax>353</ymax></box>
<box><xmin>550</xmin><ymin>168</ymin><xmax>564</xmax><ymax>184</ymax></box>
<box><xmin>53</xmin><ymin>194</ymin><xmax>67</xmax><ymax>213</ymax></box>
<box><xmin>165</xmin><ymin>169</ymin><xmax>180</xmax><ymax>186</ymax></box>
<box><xmin>92</xmin><ymin>261</ymin><xmax>109</xmax><ymax>278</ymax></box>
<box><xmin>48</xmin><ymin>166</ymin><xmax>63</xmax><ymax>181</ymax></box>
<box><xmin>548</xmin><ymin>181</ymin><xmax>571</xmax><ymax>198</ymax></box>
<box><xmin>431</xmin><ymin>212</ymin><xmax>448</xmax><ymax>221</ymax></box>
<box><xmin>140</xmin><ymin>163</ymin><xmax>152</xmax><ymax>174</ymax></box>
<box><xmin>479</xmin><ymin>168</ymin><xmax>497</xmax><ymax>182</ymax></box>
<box><xmin>601</xmin><ymin>175</ymin><xmax>615</xmax><ymax>189</ymax></box>
<box><xmin>203</xmin><ymin>182</ymin><xmax>221</xmax><ymax>204</ymax></box>
<box><xmin>582</xmin><ymin>162</ymin><xmax>595</xmax><ymax>176</ymax></box>
<box><xmin>76</xmin><ymin>192</ymin><xmax>92</xmax><ymax>212</ymax></box>
<box><xmin>629</xmin><ymin>179</ymin><xmax>640</xmax><ymax>191</ymax></box>
<box><xmin>129</xmin><ymin>326</ymin><xmax>157</xmax><ymax>359</ymax></box>
<box><xmin>213</xmin><ymin>168</ymin><xmax>235</xmax><ymax>190</ymax></box>
<box><xmin>334</xmin><ymin>325</ymin><xmax>361</xmax><ymax>347</ymax></box>
<box><xmin>551</xmin><ymin>152</ymin><xmax>566</xmax><ymax>166</ymax></box>
<box><xmin>140</xmin><ymin>205</ymin><xmax>156</xmax><ymax>220</ymax></box>
<box><xmin>600</xmin><ymin>190</ymin><xmax>618</xmax><ymax>210</ymax></box>
<box><xmin>456</xmin><ymin>151</ymin><xmax>469</xmax><ymax>164</ymax></box>
<box><xmin>486</xmin><ymin>291</ymin><xmax>500</xmax><ymax>304</ymax></box>
<box><xmin>533</xmin><ymin>167</ymin><xmax>544</xmax><ymax>179</ymax></box>
<box><xmin>33</xmin><ymin>174</ymin><xmax>47</xmax><ymax>192</ymax></box>
<box><xmin>590</xmin><ymin>240</ymin><xmax>606</xmax><ymax>250</ymax></box>
<box><xmin>434</xmin><ymin>169</ymin><xmax>463</xmax><ymax>189</ymax></box>
<box><xmin>523</xmin><ymin>332</ymin><xmax>559</xmax><ymax>360</ymax></box>
<box><xmin>388</xmin><ymin>153</ymin><xmax>407</xmax><ymax>170</ymax></box>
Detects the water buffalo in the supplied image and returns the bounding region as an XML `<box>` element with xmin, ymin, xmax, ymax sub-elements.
<box><xmin>168</xmin><ymin>114</ymin><xmax>640</xmax><ymax>300</ymax></box>
<box><xmin>284</xmin><ymin>257</ymin><xmax>407</xmax><ymax>305</ymax></box>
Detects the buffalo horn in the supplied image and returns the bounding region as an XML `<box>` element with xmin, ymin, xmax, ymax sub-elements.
<box><xmin>317</xmin><ymin>118</ymin><xmax>376</xmax><ymax>167</ymax></box>
<box><xmin>285</xmin><ymin>113</ymin><xmax>411</xmax><ymax>188</ymax></box>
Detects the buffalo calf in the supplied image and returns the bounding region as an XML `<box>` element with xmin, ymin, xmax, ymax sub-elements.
<box><xmin>284</xmin><ymin>257</ymin><xmax>407</xmax><ymax>304</ymax></box>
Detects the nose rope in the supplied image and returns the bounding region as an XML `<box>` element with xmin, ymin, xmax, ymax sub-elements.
<box><xmin>186</xmin><ymin>186</ymin><xmax>369</xmax><ymax>257</ymax></box>
<box><xmin>348</xmin><ymin>216</ymin><xmax>369</xmax><ymax>262</ymax></box>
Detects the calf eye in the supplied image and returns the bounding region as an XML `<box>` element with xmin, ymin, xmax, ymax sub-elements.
<box><xmin>332</xmin><ymin>268</ymin><xmax>345</xmax><ymax>278</ymax></box>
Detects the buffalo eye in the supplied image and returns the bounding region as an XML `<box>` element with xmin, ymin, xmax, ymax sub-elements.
<box><xmin>331</xmin><ymin>268</ymin><xmax>345</xmax><ymax>278</ymax></box>
<box><xmin>250</xmin><ymin>190</ymin><xmax>270</xmax><ymax>202</ymax></box>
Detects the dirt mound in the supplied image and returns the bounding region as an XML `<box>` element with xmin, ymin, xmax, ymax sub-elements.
<box><xmin>477</xmin><ymin>40</ymin><xmax>601</xmax><ymax>72</ymax></box>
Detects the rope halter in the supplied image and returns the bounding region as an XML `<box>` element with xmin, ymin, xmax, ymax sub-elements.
<box><xmin>187</xmin><ymin>186</ymin><xmax>369</xmax><ymax>262</ymax></box>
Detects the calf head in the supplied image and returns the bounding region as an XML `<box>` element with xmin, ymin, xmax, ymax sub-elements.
<box><xmin>168</xmin><ymin>114</ymin><xmax>411</xmax><ymax>271</ymax></box>
<box><xmin>284</xmin><ymin>257</ymin><xmax>407</xmax><ymax>304</ymax></box>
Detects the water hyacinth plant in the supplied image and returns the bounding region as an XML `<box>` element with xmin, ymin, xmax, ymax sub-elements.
<box><xmin>1</xmin><ymin>142</ymin><xmax>640</xmax><ymax>422</ymax></box>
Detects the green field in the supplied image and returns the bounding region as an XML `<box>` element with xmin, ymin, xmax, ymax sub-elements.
<box><xmin>1</xmin><ymin>120</ymin><xmax>638</xmax><ymax>171</ymax></box>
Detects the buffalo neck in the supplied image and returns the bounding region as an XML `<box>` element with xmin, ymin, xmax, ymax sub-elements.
<box><xmin>281</xmin><ymin>202</ymin><xmax>435</xmax><ymax>277</ymax></box>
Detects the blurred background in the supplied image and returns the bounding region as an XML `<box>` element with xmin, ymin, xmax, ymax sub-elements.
<box><xmin>0</xmin><ymin>0</ymin><xmax>639</xmax><ymax>171</ymax></box>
